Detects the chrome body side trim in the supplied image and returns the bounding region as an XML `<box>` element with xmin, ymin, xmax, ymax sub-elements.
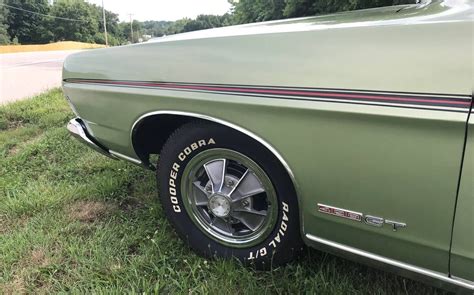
<box><xmin>67</xmin><ymin>118</ymin><xmax>115</xmax><ymax>159</ymax></box>
<box><xmin>109</xmin><ymin>150</ymin><xmax>142</xmax><ymax>165</ymax></box>
<box><xmin>305</xmin><ymin>233</ymin><xmax>474</xmax><ymax>291</ymax></box>
<box><xmin>452</xmin><ymin>276</ymin><xmax>474</xmax><ymax>286</ymax></box>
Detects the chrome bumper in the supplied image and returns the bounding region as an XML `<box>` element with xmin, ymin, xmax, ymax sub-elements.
<box><xmin>67</xmin><ymin>118</ymin><xmax>116</xmax><ymax>159</ymax></box>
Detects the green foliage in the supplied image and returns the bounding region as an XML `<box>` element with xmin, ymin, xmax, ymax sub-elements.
<box><xmin>0</xmin><ymin>89</ymin><xmax>447</xmax><ymax>294</ymax></box>
<box><xmin>283</xmin><ymin>0</ymin><xmax>415</xmax><ymax>18</ymax></box>
<box><xmin>50</xmin><ymin>0</ymin><xmax>97</xmax><ymax>43</ymax></box>
<box><xmin>86</xmin><ymin>4</ymin><xmax>123</xmax><ymax>45</ymax></box>
<box><xmin>131</xmin><ymin>20</ymin><xmax>143</xmax><ymax>42</ymax></box>
<box><xmin>229</xmin><ymin>0</ymin><xmax>416</xmax><ymax>24</ymax></box>
<box><xmin>117</xmin><ymin>19</ymin><xmax>143</xmax><ymax>43</ymax></box>
<box><xmin>181</xmin><ymin>14</ymin><xmax>233</xmax><ymax>33</ymax></box>
<box><xmin>164</xmin><ymin>18</ymin><xmax>191</xmax><ymax>35</ymax></box>
<box><xmin>230</xmin><ymin>0</ymin><xmax>285</xmax><ymax>24</ymax></box>
<box><xmin>142</xmin><ymin>20</ymin><xmax>172</xmax><ymax>37</ymax></box>
<box><xmin>1</xmin><ymin>0</ymin><xmax>126</xmax><ymax>45</ymax></box>
<box><xmin>0</xmin><ymin>0</ymin><xmax>10</xmax><ymax>44</ymax></box>
<box><xmin>0</xmin><ymin>28</ymin><xmax>8</xmax><ymax>44</ymax></box>
<box><xmin>5</xmin><ymin>0</ymin><xmax>51</xmax><ymax>44</ymax></box>
<box><xmin>139</xmin><ymin>14</ymin><xmax>232</xmax><ymax>38</ymax></box>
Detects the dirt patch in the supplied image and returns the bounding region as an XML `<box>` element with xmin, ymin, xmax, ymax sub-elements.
<box><xmin>8</xmin><ymin>134</ymin><xmax>44</xmax><ymax>156</ymax></box>
<box><xmin>0</xmin><ymin>115</ymin><xmax>25</xmax><ymax>130</ymax></box>
<box><xmin>0</xmin><ymin>215</ymin><xmax>11</xmax><ymax>234</ymax></box>
<box><xmin>8</xmin><ymin>145</ymin><xmax>20</xmax><ymax>156</ymax></box>
<box><xmin>4</xmin><ymin>120</ymin><xmax>25</xmax><ymax>130</ymax></box>
<box><xmin>67</xmin><ymin>201</ymin><xmax>116</xmax><ymax>223</ymax></box>
<box><xmin>20</xmin><ymin>247</ymin><xmax>52</xmax><ymax>269</ymax></box>
<box><xmin>30</xmin><ymin>249</ymin><xmax>50</xmax><ymax>268</ymax></box>
<box><xmin>1</xmin><ymin>248</ymin><xmax>52</xmax><ymax>294</ymax></box>
<box><xmin>119</xmin><ymin>196</ymin><xmax>144</xmax><ymax>213</ymax></box>
<box><xmin>0</xmin><ymin>215</ymin><xmax>29</xmax><ymax>234</ymax></box>
<box><xmin>1</xmin><ymin>275</ymin><xmax>26</xmax><ymax>295</ymax></box>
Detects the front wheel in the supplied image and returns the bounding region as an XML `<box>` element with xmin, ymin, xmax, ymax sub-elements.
<box><xmin>157</xmin><ymin>121</ymin><xmax>303</xmax><ymax>268</ymax></box>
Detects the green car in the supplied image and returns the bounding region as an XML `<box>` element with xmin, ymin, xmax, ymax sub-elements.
<box><xmin>62</xmin><ymin>0</ymin><xmax>473</xmax><ymax>291</ymax></box>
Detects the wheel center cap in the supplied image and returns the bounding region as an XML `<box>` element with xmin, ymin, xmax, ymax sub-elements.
<box><xmin>208</xmin><ymin>194</ymin><xmax>231</xmax><ymax>218</ymax></box>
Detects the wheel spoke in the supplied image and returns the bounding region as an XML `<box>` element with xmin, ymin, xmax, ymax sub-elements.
<box><xmin>233</xmin><ymin>210</ymin><xmax>266</xmax><ymax>231</ymax></box>
<box><xmin>199</xmin><ymin>207</ymin><xmax>213</xmax><ymax>222</ymax></box>
<box><xmin>204</xmin><ymin>159</ymin><xmax>227</xmax><ymax>193</ymax></box>
<box><xmin>211</xmin><ymin>217</ymin><xmax>234</xmax><ymax>234</ymax></box>
<box><xmin>234</xmin><ymin>208</ymin><xmax>267</xmax><ymax>216</ymax></box>
<box><xmin>192</xmin><ymin>181</ymin><xmax>209</xmax><ymax>206</ymax></box>
<box><xmin>230</xmin><ymin>170</ymin><xmax>265</xmax><ymax>202</ymax></box>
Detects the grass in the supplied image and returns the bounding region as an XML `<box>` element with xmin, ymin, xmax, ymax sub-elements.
<box><xmin>0</xmin><ymin>41</ymin><xmax>105</xmax><ymax>54</ymax></box>
<box><xmin>0</xmin><ymin>89</ymin><xmax>450</xmax><ymax>294</ymax></box>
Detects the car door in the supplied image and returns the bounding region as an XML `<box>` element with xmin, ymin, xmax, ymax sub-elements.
<box><xmin>450</xmin><ymin>109</ymin><xmax>474</xmax><ymax>282</ymax></box>
<box><xmin>299</xmin><ymin>2</ymin><xmax>473</xmax><ymax>275</ymax></box>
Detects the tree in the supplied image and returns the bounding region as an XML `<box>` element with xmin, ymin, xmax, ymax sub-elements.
<box><xmin>2</xmin><ymin>0</ymin><xmax>125</xmax><ymax>45</ymax></box>
<box><xmin>132</xmin><ymin>20</ymin><xmax>143</xmax><ymax>42</ymax></box>
<box><xmin>5</xmin><ymin>0</ymin><xmax>52</xmax><ymax>44</ymax></box>
<box><xmin>163</xmin><ymin>18</ymin><xmax>188</xmax><ymax>35</ymax></box>
<box><xmin>90</xmin><ymin>4</ymin><xmax>123</xmax><ymax>45</ymax></box>
<box><xmin>0</xmin><ymin>0</ymin><xmax>10</xmax><ymax>44</ymax></box>
<box><xmin>153</xmin><ymin>14</ymin><xmax>233</xmax><ymax>36</ymax></box>
<box><xmin>142</xmin><ymin>20</ymin><xmax>173</xmax><ymax>37</ymax></box>
<box><xmin>49</xmin><ymin>0</ymin><xmax>98</xmax><ymax>43</ymax></box>
<box><xmin>229</xmin><ymin>0</ymin><xmax>416</xmax><ymax>24</ymax></box>
<box><xmin>181</xmin><ymin>14</ymin><xmax>229</xmax><ymax>33</ymax></box>
<box><xmin>117</xmin><ymin>19</ymin><xmax>142</xmax><ymax>43</ymax></box>
<box><xmin>229</xmin><ymin>0</ymin><xmax>285</xmax><ymax>24</ymax></box>
<box><xmin>102</xmin><ymin>8</ymin><xmax>120</xmax><ymax>37</ymax></box>
<box><xmin>283</xmin><ymin>0</ymin><xmax>414</xmax><ymax>18</ymax></box>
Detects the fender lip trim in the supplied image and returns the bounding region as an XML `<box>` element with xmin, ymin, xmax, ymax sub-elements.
<box><xmin>305</xmin><ymin>233</ymin><xmax>474</xmax><ymax>291</ymax></box>
<box><xmin>130</xmin><ymin>110</ymin><xmax>298</xmax><ymax>189</ymax></box>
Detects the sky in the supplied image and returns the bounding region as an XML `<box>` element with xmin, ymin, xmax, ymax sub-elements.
<box><xmin>86</xmin><ymin>0</ymin><xmax>232</xmax><ymax>22</ymax></box>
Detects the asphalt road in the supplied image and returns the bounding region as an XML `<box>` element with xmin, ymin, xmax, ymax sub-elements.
<box><xmin>0</xmin><ymin>50</ymin><xmax>81</xmax><ymax>104</ymax></box>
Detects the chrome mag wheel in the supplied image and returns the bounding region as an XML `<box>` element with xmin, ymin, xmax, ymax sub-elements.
<box><xmin>181</xmin><ymin>148</ymin><xmax>278</xmax><ymax>248</ymax></box>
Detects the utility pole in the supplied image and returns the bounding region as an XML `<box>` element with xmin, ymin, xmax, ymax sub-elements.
<box><xmin>102</xmin><ymin>0</ymin><xmax>108</xmax><ymax>46</ymax></box>
<box><xmin>128</xmin><ymin>14</ymin><xmax>134</xmax><ymax>43</ymax></box>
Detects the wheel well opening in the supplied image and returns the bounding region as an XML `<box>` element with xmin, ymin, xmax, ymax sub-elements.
<box><xmin>132</xmin><ymin>114</ymin><xmax>196</xmax><ymax>167</ymax></box>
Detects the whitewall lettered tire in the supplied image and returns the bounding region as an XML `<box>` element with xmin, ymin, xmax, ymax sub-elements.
<box><xmin>157</xmin><ymin>121</ymin><xmax>303</xmax><ymax>268</ymax></box>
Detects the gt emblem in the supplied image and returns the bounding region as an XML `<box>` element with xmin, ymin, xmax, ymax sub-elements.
<box><xmin>317</xmin><ymin>204</ymin><xmax>406</xmax><ymax>231</ymax></box>
<box><xmin>364</xmin><ymin>215</ymin><xmax>384</xmax><ymax>227</ymax></box>
<box><xmin>385</xmin><ymin>219</ymin><xmax>407</xmax><ymax>231</ymax></box>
